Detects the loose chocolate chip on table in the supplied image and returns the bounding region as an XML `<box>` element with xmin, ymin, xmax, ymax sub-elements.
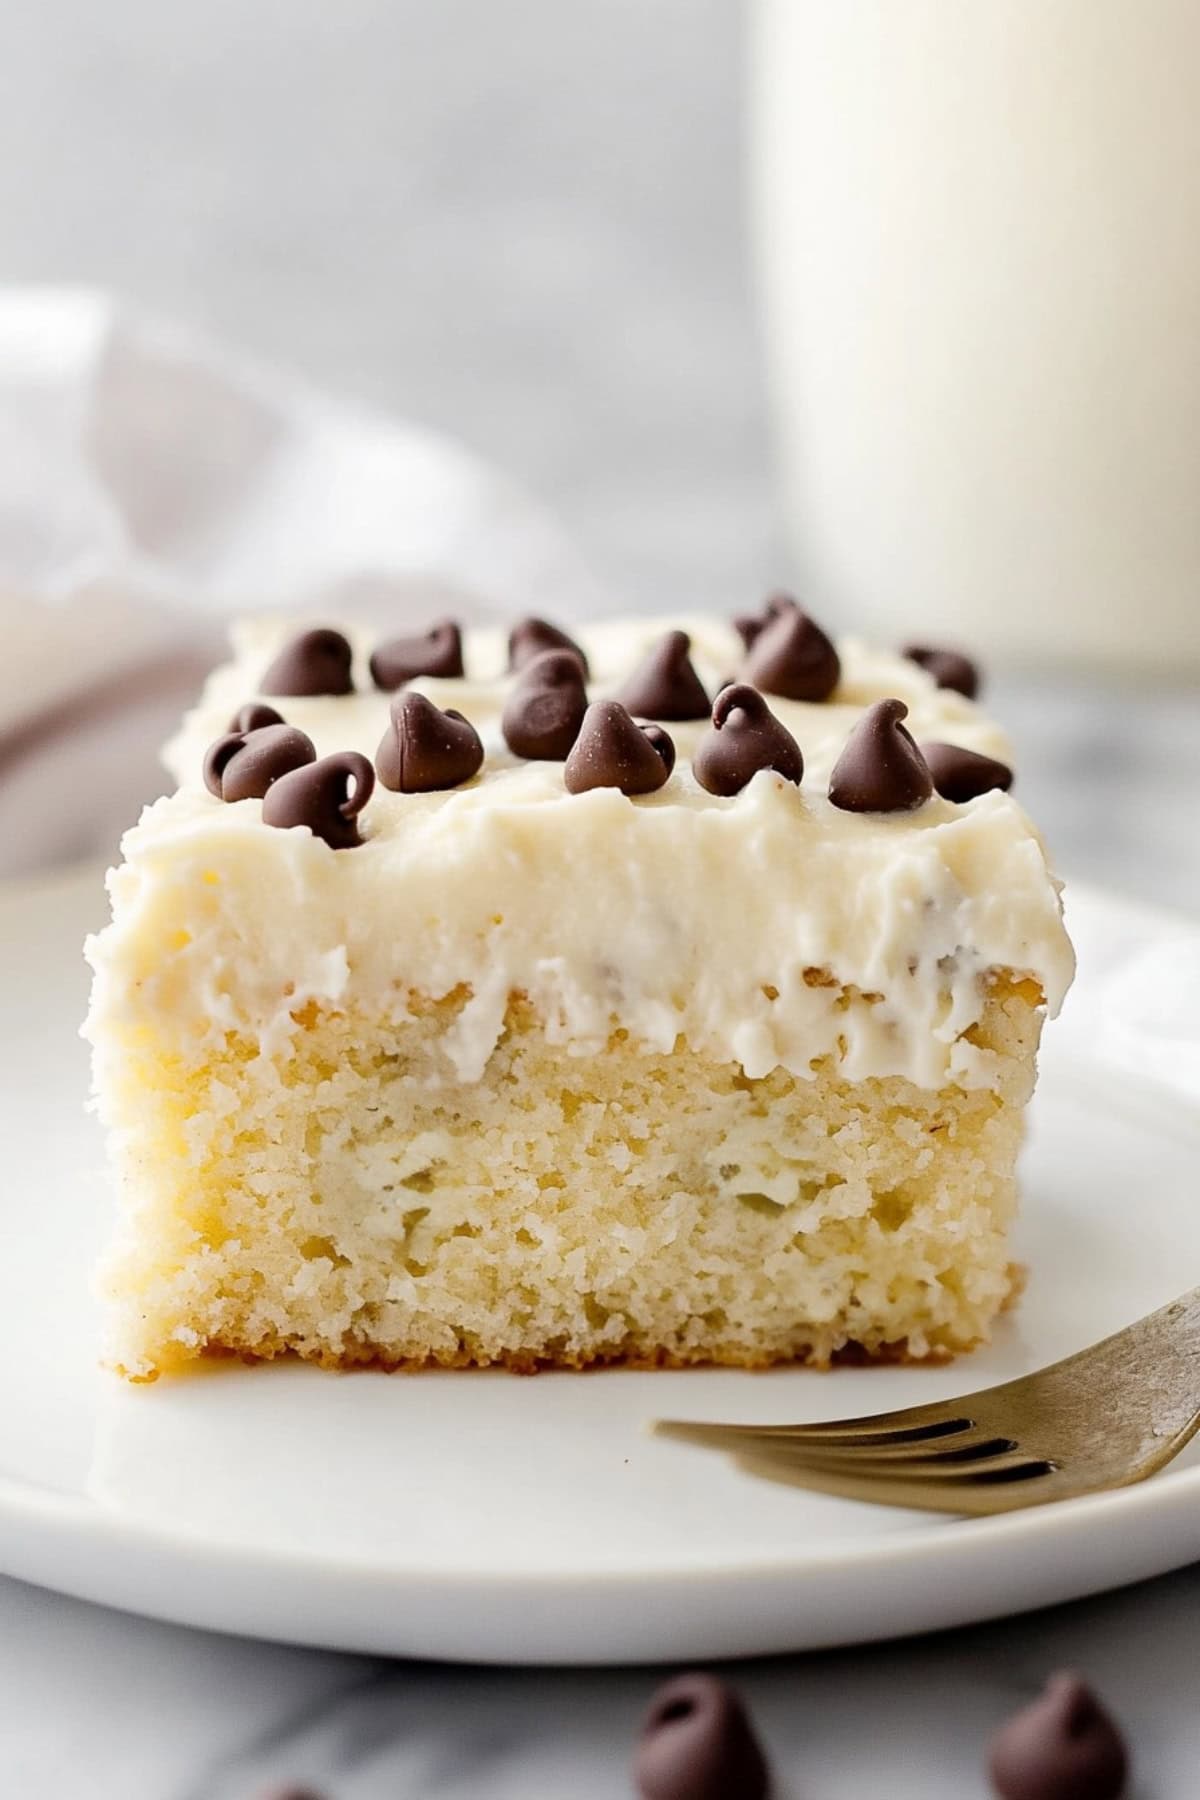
<box><xmin>261</xmin><ymin>751</ymin><xmax>375</xmax><ymax>848</ymax></box>
<box><xmin>987</xmin><ymin>1672</ymin><xmax>1129</xmax><ymax>1800</ymax></box>
<box><xmin>259</xmin><ymin>628</ymin><xmax>355</xmax><ymax>697</ymax></box>
<box><xmin>507</xmin><ymin>615</ymin><xmax>589</xmax><ymax>677</ymax></box>
<box><xmin>743</xmin><ymin>600</ymin><xmax>841</xmax><ymax>702</ymax></box>
<box><xmin>202</xmin><ymin>724</ymin><xmax>317</xmax><ymax>802</ymax></box>
<box><xmin>564</xmin><ymin>700</ymin><xmax>674</xmax><ymax>796</ymax></box>
<box><xmin>922</xmin><ymin>740</ymin><xmax>1013</xmax><ymax>803</ymax></box>
<box><xmin>903</xmin><ymin>641</ymin><xmax>980</xmax><ymax>699</ymax></box>
<box><xmin>501</xmin><ymin>648</ymin><xmax>588</xmax><ymax>760</ymax></box>
<box><xmin>733</xmin><ymin>590</ymin><xmax>795</xmax><ymax>652</ymax></box>
<box><xmin>616</xmin><ymin>630</ymin><xmax>710</xmax><ymax>721</ymax></box>
<box><xmin>376</xmin><ymin>691</ymin><xmax>484</xmax><ymax>793</ymax></box>
<box><xmin>828</xmin><ymin>697</ymin><xmax>934</xmax><ymax>813</ymax></box>
<box><xmin>369</xmin><ymin>620</ymin><xmax>464</xmax><ymax>691</ymax></box>
<box><xmin>633</xmin><ymin>1673</ymin><xmax>770</xmax><ymax>1800</ymax></box>
<box><xmin>228</xmin><ymin>701</ymin><xmax>285</xmax><ymax>733</ymax></box>
<box><xmin>692</xmin><ymin>683</ymin><xmax>804</xmax><ymax>796</ymax></box>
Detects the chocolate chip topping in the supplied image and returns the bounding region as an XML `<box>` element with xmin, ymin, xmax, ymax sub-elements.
<box><xmin>828</xmin><ymin>698</ymin><xmax>934</xmax><ymax>813</ymax></box>
<box><xmin>903</xmin><ymin>641</ymin><xmax>980</xmax><ymax>699</ymax></box>
<box><xmin>640</xmin><ymin>722</ymin><xmax>677</xmax><ymax>776</ymax></box>
<box><xmin>501</xmin><ymin>649</ymin><xmax>588</xmax><ymax>760</ymax></box>
<box><xmin>507</xmin><ymin>615</ymin><xmax>589</xmax><ymax>678</ymax></box>
<box><xmin>692</xmin><ymin>683</ymin><xmax>804</xmax><ymax>796</ymax></box>
<box><xmin>615</xmin><ymin>630</ymin><xmax>710</xmax><ymax>722</ymax></box>
<box><xmin>988</xmin><ymin>1673</ymin><xmax>1129</xmax><ymax>1800</ymax></box>
<box><xmin>733</xmin><ymin>590</ymin><xmax>794</xmax><ymax>652</ymax></box>
<box><xmin>203</xmin><ymin>723</ymin><xmax>317</xmax><ymax>802</ymax></box>
<box><xmin>922</xmin><ymin>740</ymin><xmax>1013</xmax><ymax>803</ymax></box>
<box><xmin>564</xmin><ymin>699</ymin><xmax>674</xmax><ymax>796</ymax></box>
<box><xmin>261</xmin><ymin>750</ymin><xmax>375</xmax><ymax>848</ymax></box>
<box><xmin>369</xmin><ymin>620</ymin><xmax>464</xmax><ymax>691</ymax></box>
<box><xmin>202</xmin><ymin>733</ymin><xmax>247</xmax><ymax>798</ymax></box>
<box><xmin>259</xmin><ymin>628</ymin><xmax>354</xmax><ymax>698</ymax></box>
<box><xmin>633</xmin><ymin>1673</ymin><xmax>769</xmax><ymax>1800</ymax></box>
<box><xmin>375</xmin><ymin>691</ymin><xmax>484</xmax><ymax>793</ymax></box>
<box><xmin>228</xmin><ymin>701</ymin><xmax>285</xmax><ymax>733</ymax></box>
<box><xmin>742</xmin><ymin>599</ymin><xmax>841</xmax><ymax>702</ymax></box>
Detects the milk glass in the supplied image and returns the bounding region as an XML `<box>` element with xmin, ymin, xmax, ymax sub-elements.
<box><xmin>751</xmin><ymin>0</ymin><xmax>1200</xmax><ymax>669</ymax></box>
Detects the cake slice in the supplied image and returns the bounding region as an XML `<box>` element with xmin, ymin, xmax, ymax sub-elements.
<box><xmin>84</xmin><ymin>603</ymin><xmax>1074</xmax><ymax>1379</ymax></box>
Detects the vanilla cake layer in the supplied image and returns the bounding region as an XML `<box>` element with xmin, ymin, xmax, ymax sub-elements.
<box><xmin>85</xmin><ymin>614</ymin><xmax>1074</xmax><ymax>1378</ymax></box>
<box><xmin>92</xmin><ymin>980</ymin><xmax>1040</xmax><ymax>1376</ymax></box>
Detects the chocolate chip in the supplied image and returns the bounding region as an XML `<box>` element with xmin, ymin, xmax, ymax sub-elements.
<box><xmin>203</xmin><ymin>724</ymin><xmax>317</xmax><ymax>802</ymax></box>
<box><xmin>640</xmin><ymin>722</ymin><xmax>677</xmax><ymax>776</ymax></box>
<box><xmin>376</xmin><ymin>691</ymin><xmax>484</xmax><ymax>793</ymax></box>
<box><xmin>733</xmin><ymin>591</ymin><xmax>794</xmax><ymax>652</ymax></box>
<box><xmin>616</xmin><ymin>630</ymin><xmax>710</xmax><ymax>721</ymax></box>
<box><xmin>501</xmin><ymin>649</ymin><xmax>588</xmax><ymax>760</ymax></box>
<box><xmin>564</xmin><ymin>700</ymin><xmax>674</xmax><ymax>796</ymax></box>
<box><xmin>987</xmin><ymin>1672</ymin><xmax>1129</xmax><ymax>1800</ymax></box>
<box><xmin>743</xmin><ymin>600</ymin><xmax>840</xmax><ymax>702</ymax></box>
<box><xmin>903</xmin><ymin>641</ymin><xmax>980</xmax><ymax>699</ymax></box>
<box><xmin>261</xmin><ymin>751</ymin><xmax>375</xmax><ymax>848</ymax></box>
<box><xmin>508</xmin><ymin>615</ymin><xmax>589</xmax><ymax>678</ymax></box>
<box><xmin>692</xmin><ymin>684</ymin><xmax>804</xmax><ymax>796</ymax></box>
<box><xmin>202</xmin><ymin>733</ymin><xmax>245</xmax><ymax>797</ymax></box>
<box><xmin>259</xmin><ymin>628</ymin><xmax>354</xmax><ymax>698</ymax></box>
<box><xmin>922</xmin><ymin>741</ymin><xmax>1013</xmax><ymax>803</ymax></box>
<box><xmin>369</xmin><ymin>620</ymin><xmax>464</xmax><ymax>691</ymax></box>
<box><xmin>633</xmin><ymin>1673</ymin><xmax>769</xmax><ymax>1800</ymax></box>
<box><xmin>229</xmin><ymin>702</ymin><xmax>285</xmax><ymax>733</ymax></box>
<box><xmin>828</xmin><ymin>698</ymin><xmax>934</xmax><ymax>812</ymax></box>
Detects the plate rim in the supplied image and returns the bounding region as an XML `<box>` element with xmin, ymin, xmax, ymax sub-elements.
<box><xmin>2</xmin><ymin>1427</ymin><xmax>1200</xmax><ymax>1584</ymax></box>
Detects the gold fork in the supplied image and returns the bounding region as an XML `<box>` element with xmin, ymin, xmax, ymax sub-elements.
<box><xmin>653</xmin><ymin>1287</ymin><xmax>1200</xmax><ymax>1515</ymax></box>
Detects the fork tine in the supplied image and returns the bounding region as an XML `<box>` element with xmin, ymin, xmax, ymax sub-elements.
<box><xmin>730</xmin><ymin>1452</ymin><xmax>1062</xmax><ymax>1516</ymax></box>
<box><xmin>653</xmin><ymin>1411</ymin><xmax>977</xmax><ymax>1453</ymax></box>
<box><xmin>725</xmin><ymin>1433</ymin><xmax>1022</xmax><ymax>1470</ymax></box>
<box><xmin>740</xmin><ymin>1443</ymin><xmax>1047</xmax><ymax>1481</ymax></box>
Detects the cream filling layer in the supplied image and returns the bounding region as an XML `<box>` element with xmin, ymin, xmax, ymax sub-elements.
<box><xmin>88</xmin><ymin>615</ymin><xmax>1074</xmax><ymax>1091</ymax></box>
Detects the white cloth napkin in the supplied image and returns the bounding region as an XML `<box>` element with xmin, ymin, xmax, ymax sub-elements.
<box><xmin>0</xmin><ymin>287</ymin><xmax>611</xmax><ymax>876</ymax></box>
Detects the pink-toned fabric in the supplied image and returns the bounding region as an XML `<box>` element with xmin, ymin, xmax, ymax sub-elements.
<box><xmin>0</xmin><ymin>645</ymin><xmax>217</xmax><ymax>874</ymax></box>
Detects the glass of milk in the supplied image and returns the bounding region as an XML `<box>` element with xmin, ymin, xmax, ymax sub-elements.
<box><xmin>751</xmin><ymin>0</ymin><xmax>1200</xmax><ymax>670</ymax></box>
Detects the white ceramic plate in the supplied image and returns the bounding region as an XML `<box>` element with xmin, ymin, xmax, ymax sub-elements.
<box><xmin>1</xmin><ymin>866</ymin><xmax>1198</xmax><ymax>1666</ymax></box>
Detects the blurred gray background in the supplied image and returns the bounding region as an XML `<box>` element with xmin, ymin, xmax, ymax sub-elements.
<box><xmin>0</xmin><ymin>0</ymin><xmax>776</xmax><ymax>615</ymax></box>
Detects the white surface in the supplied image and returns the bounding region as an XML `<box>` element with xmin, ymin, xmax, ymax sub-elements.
<box><xmin>1</xmin><ymin>866</ymin><xmax>1198</xmax><ymax>1666</ymax></box>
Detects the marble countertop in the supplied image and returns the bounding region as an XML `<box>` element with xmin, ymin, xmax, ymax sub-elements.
<box><xmin>1</xmin><ymin>0</ymin><xmax>1198</xmax><ymax>1791</ymax></box>
<box><xmin>0</xmin><ymin>1562</ymin><xmax>1196</xmax><ymax>1798</ymax></box>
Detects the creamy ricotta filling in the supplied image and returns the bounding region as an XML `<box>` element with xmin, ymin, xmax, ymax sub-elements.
<box><xmin>86</xmin><ymin>615</ymin><xmax>1074</xmax><ymax>1089</ymax></box>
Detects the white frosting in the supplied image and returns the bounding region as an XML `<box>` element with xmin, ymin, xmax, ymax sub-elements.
<box><xmin>87</xmin><ymin>615</ymin><xmax>1074</xmax><ymax>1090</ymax></box>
